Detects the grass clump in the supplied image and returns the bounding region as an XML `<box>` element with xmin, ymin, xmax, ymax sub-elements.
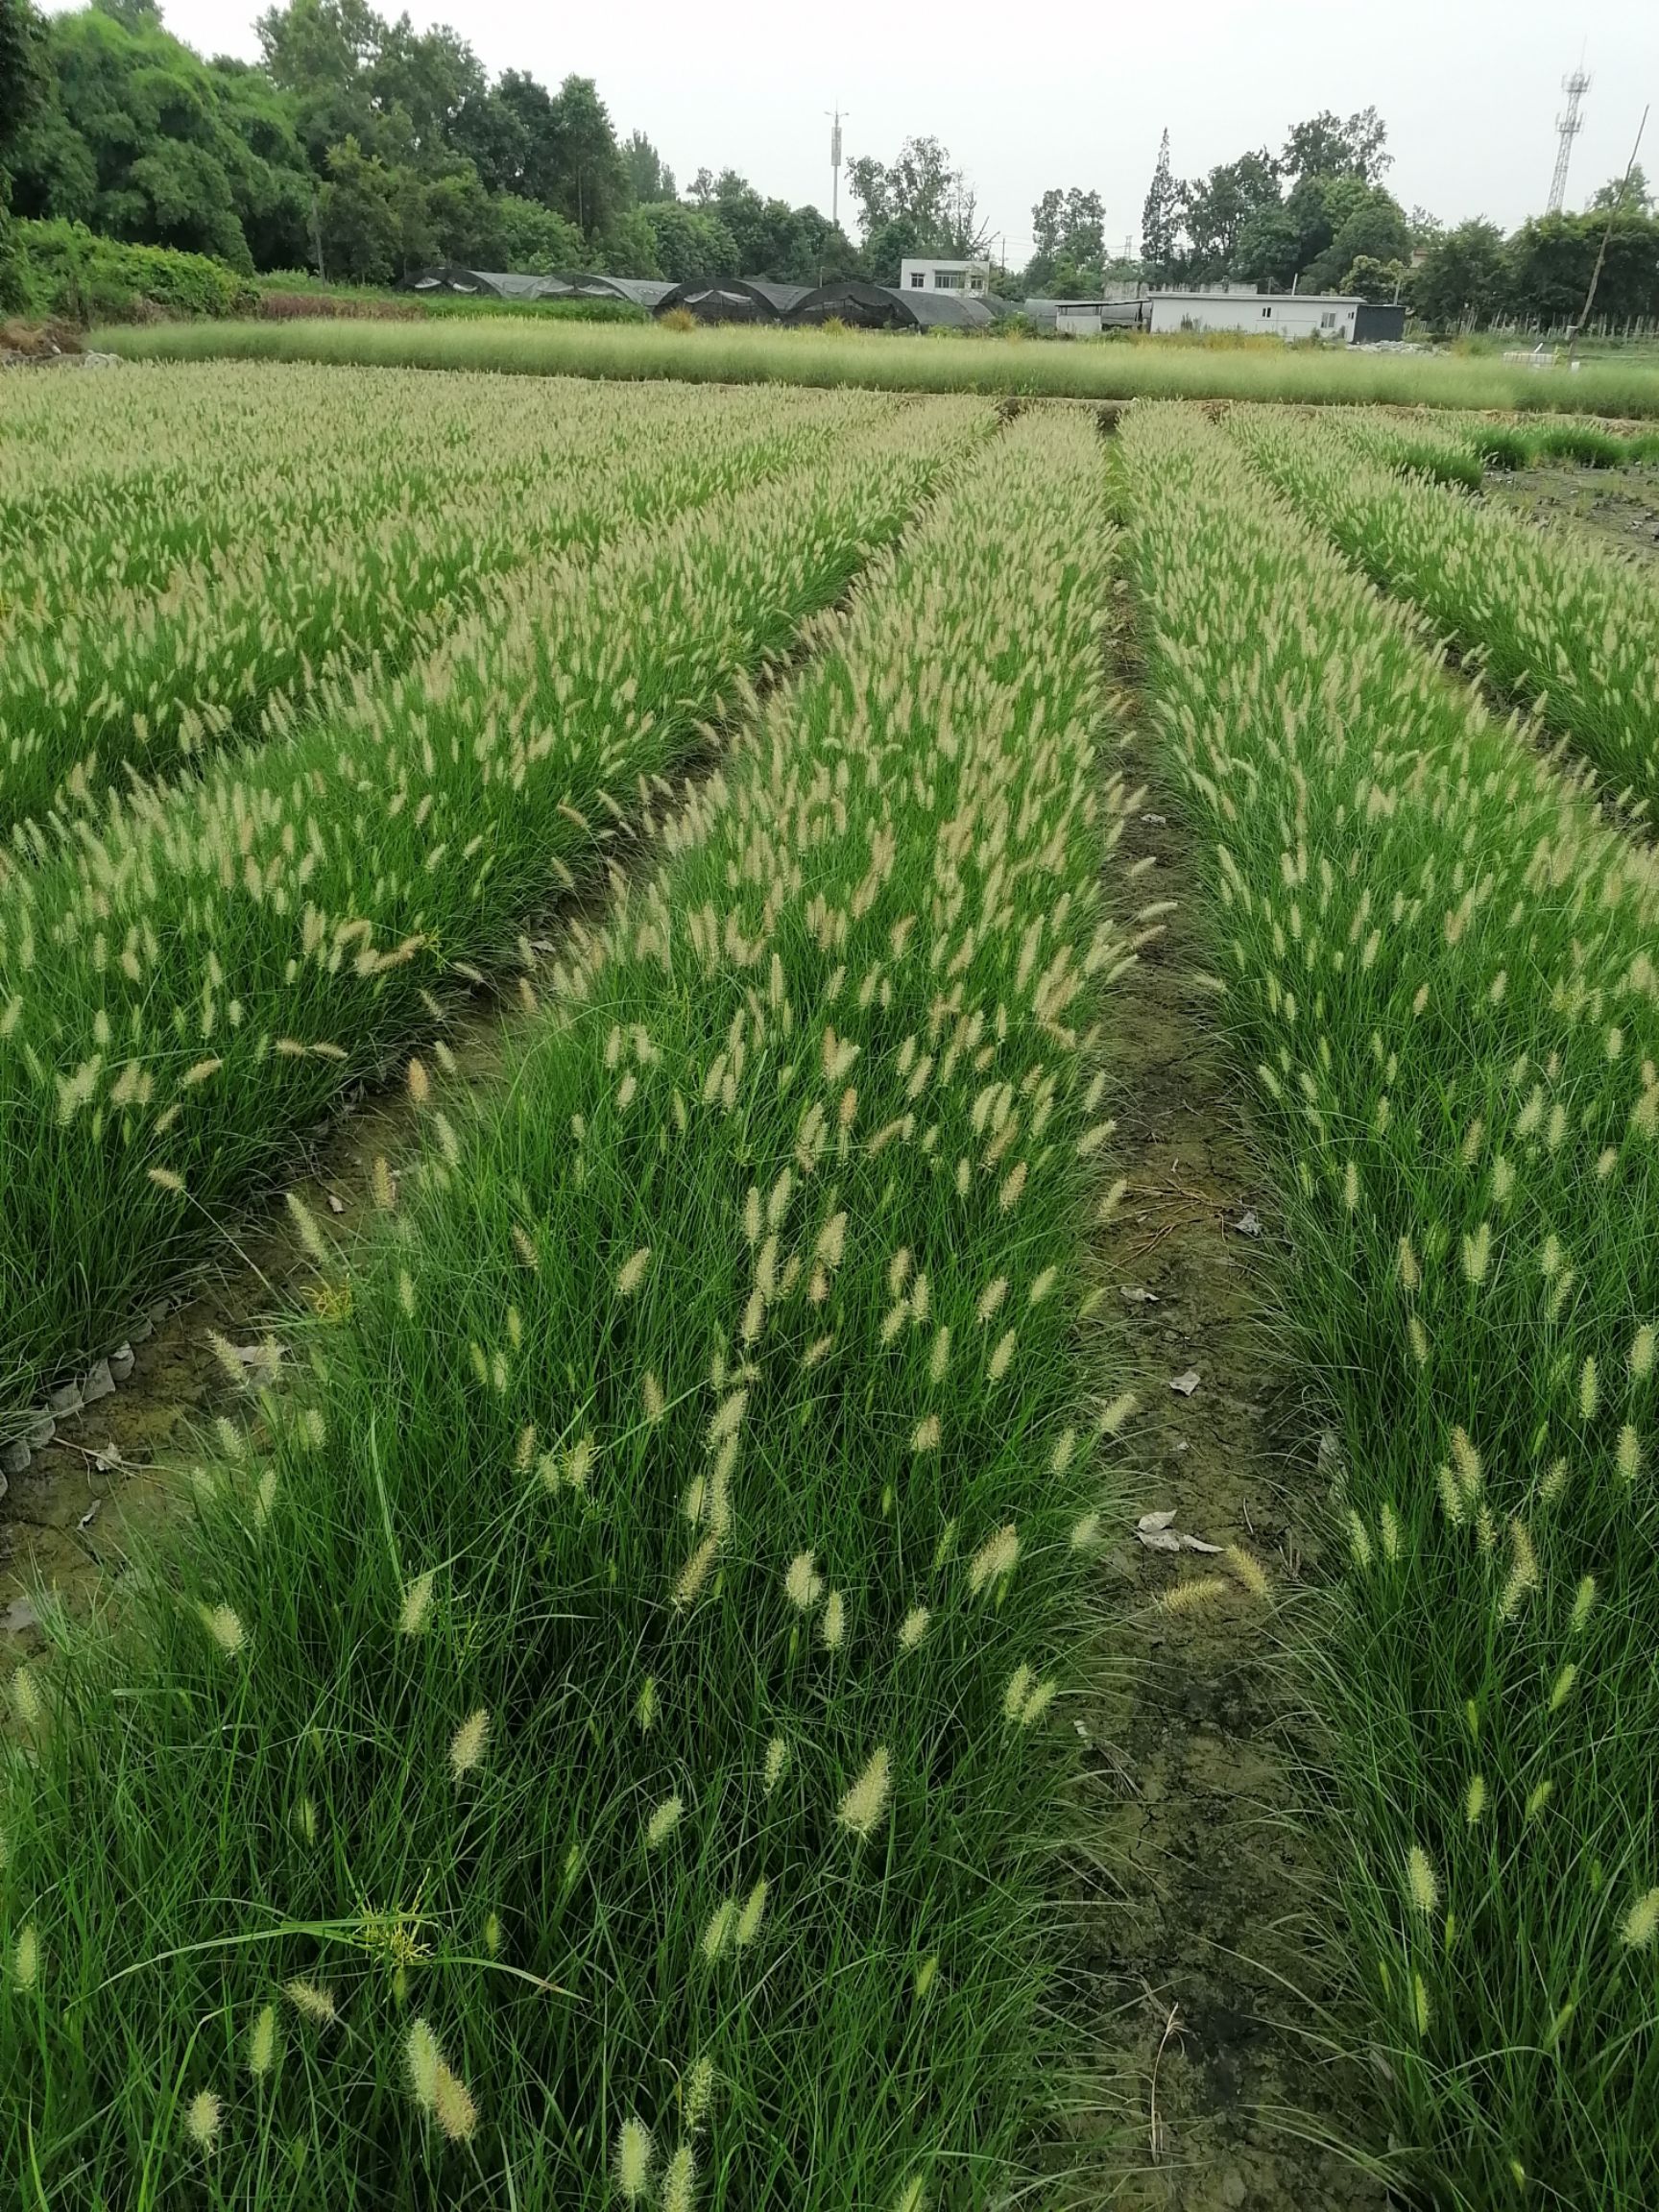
<box><xmin>0</xmin><ymin>407</ymin><xmax>1128</xmax><ymax>2204</ymax></box>
<box><xmin>1119</xmin><ymin>398</ymin><xmax>1659</xmax><ymax>2207</ymax></box>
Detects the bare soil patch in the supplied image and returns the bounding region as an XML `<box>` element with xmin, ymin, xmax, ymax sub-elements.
<box><xmin>1485</xmin><ymin>459</ymin><xmax>1659</xmax><ymax>562</ymax></box>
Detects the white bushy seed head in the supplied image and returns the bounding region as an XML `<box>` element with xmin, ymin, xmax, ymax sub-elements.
<box><xmin>184</xmin><ymin>2089</ymin><xmax>222</xmax><ymax>2151</ymax></box>
<box><xmin>615</xmin><ymin>2117</ymin><xmax>655</xmax><ymax>2200</ymax></box>
<box><xmin>837</xmin><ymin>1745</ymin><xmax>893</xmax><ymax>1839</ymax></box>
<box><xmin>646</xmin><ymin>1795</ymin><xmax>685</xmax><ymax>1849</ymax></box>
<box><xmin>199</xmin><ymin>1603</ymin><xmax>246</xmax><ymax>1659</ymax></box>
<box><xmin>784</xmin><ymin>1551</ymin><xmax>824</xmax><ymax>1609</ymax></box>
<box><xmin>662</xmin><ymin>2143</ymin><xmax>697</xmax><ymax>2212</ymax></box>
<box><xmin>398</xmin><ymin>1572</ymin><xmax>436</xmax><ymax>1635</ymax></box>
<box><xmin>13</xmin><ymin>1924</ymin><xmax>40</xmax><ymax>1990</ymax></box>
<box><xmin>433</xmin><ymin>2060</ymin><xmax>477</xmax><ymax>2142</ymax></box>
<box><xmin>683</xmin><ymin>2055</ymin><xmax>715</xmax><ymax>2131</ymax></box>
<box><xmin>449</xmin><ymin>1707</ymin><xmax>490</xmax><ymax>1779</ymax></box>
<box><xmin>405</xmin><ymin>2019</ymin><xmax>441</xmax><ymax>2111</ymax></box>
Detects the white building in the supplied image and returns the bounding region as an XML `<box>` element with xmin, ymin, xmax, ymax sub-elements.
<box><xmin>900</xmin><ymin>257</ymin><xmax>991</xmax><ymax>297</ymax></box>
<box><xmin>1149</xmin><ymin>290</ymin><xmax>1361</xmax><ymax>343</ymax></box>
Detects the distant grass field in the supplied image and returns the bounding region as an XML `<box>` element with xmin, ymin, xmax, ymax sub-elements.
<box><xmin>95</xmin><ymin>315</ymin><xmax>1659</xmax><ymax>416</ymax></box>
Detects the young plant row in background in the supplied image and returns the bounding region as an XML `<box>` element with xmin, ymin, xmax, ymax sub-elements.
<box><xmin>88</xmin><ymin>312</ymin><xmax>1659</xmax><ymax>420</ymax></box>
<box><xmin>0</xmin><ymin>385</ymin><xmax>986</xmax><ymax>1423</ymax></box>
<box><xmin>1</xmin><ymin>408</ymin><xmax>1129</xmax><ymax>2209</ymax></box>
<box><xmin>0</xmin><ymin>368</ymin><xmax>867</xmax><ymax>832</ymax></box>
<box><xmin>1231</xmin><ymin>406</ymin><xmax>1659</xmax><ymax>823</ymax></box>
<box><xmin>1120</xmin><ymin>400</ymin><xmax>1659</xmax><ymax>2208</ymax></box>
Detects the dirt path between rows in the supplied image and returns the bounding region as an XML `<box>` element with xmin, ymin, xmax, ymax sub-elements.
<box><xmin>1085</xmin><ymin>603</ymin><xmax>1396</xmax><ymax>2212</ymax></box>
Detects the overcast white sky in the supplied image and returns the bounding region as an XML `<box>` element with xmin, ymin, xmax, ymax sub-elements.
<box><xmin>73</xmin><ymin>0</ymin><xmax>1656</xmax><ymax>255</ymax></box>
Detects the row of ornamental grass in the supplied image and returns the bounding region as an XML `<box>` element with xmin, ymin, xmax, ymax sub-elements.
<box><xmin>1118</xmin><ymin>399</ymin><xmax>1659</xmax><ymax>2207</ymax></box>
<box><xmin>1233</xmin><ymin>405</ymin><xmax>1659</xmax><ymax>823</ymax></box>
<box><xmin>91</xmin><ymin>314</ymin><xmax>1659</xmax><ymax>418</ymax></box>
<box><xmin>0</xmin><ymin>383</ymin><xmax>984</xmax><ymax>1422</ymax></box>
<box><xmin>0</xmin><ymin>406</ymin><xmax>1132</xmax><ymax>2209</ymax></box>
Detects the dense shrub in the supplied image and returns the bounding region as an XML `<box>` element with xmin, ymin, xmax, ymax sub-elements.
<box><xmin>11</xmin><ymin>218</ymin><xmax>257</xmax><ymax>323</ymax></box>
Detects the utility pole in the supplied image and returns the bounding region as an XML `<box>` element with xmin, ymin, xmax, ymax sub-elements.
<box><xmin>827</xmin><ymin>108</ymin><xmax>847</xmax><ymax>229</ymax></box>
<box><xmin>310</xmin><ymin>184</ymin><xmax>325</xmax><ymax>283</ymax></box>
<box><xmin>1569</xmin><ymin>104</ymin><xmax>1648</xmax><ymax>350</ymax></box>
<box><xmin>1548</xmin><ymin>66</ymin><xmax>1591</xmax><ymax>214</ymax></box>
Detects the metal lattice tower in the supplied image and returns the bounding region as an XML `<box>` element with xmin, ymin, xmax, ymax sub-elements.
<box><xmin>1549</xmin><ymin>69</ymin><xmax>1591</xmax><ymax>213</ymax></box>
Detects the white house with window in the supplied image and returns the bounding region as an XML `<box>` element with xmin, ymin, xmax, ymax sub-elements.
<box><xmin>900</xmin><ymin>257</ymin><xmax>991</xmax><ymax>296</ymax></box>
<box><xmin>1148</xmin><ymin>290</ymin><xmax>1361</xmax><ymax>343</ymax></box>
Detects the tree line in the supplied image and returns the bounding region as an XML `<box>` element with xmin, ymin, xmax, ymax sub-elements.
<box><xmin>0</xmin><ymin>0</ymin><xmax>874</xmax><ymax>294</ymax></box>
<box><xmin>4</xmin><ymin>3</ymin><xmax>1655</xmax><ymax>327</ymax></box>
<box><xmin>1140</xmin><ymin>109</ymin><xmax>1659</xmax><ymax>326</ymax></box>
<box><xmin>0</xmin><ymin>0</ymin><xmax>1074</xmax><ymax>304</ymax></box>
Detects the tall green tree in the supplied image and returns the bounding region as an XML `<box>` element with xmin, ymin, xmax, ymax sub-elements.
<box><xmin>849</xmin><ymin>135</ymin><xmax>987</xmax><ymax>260</ymax></box>
<box><xmin>0</xmin><ymin>0</ymin><xmax>48</xmax><ymax>306</ymax></box>
<box><xmin>495</xmin><ymin>191</ymin><xmax>583</xmax><ymax>273</ymax></box>
<box><xmin>493</xmin><ymin>70</ymin><xmax>558</xmax><ymax>203</ymax></box>
<box><xmin>1301</xmin><ymin>187</ymin><xmax>1409</xmax><ymax>291</ymax></box>
<box><xmin>1139</xmin><ymin>129</ymin><xmax>1179</xmax><ymax>284</ymax></box>
<box><xmin>447</xmin><ymin>85</ymin><xmax>527</xmax><ymax>198</ymax></box>
<box><xmin>622</xmin><ymin>130</ymin><xmax>673</xmax><ymax>204</ymax></box>
<box><xmin>544</xmin><ymin>76</ymin><xmax>625</xmax><ymax>238</ymax></box>
<box><xmin>1178</xmin><ymin>150</ymin><xmax>1280</xmax><ymax>282</ymax></box>
<box><xmin>1503</xmin><ymin>211</ymin><xmax>1659</xmax><ymax>325</ymax></box>
<box><xmin>316</xmin><ymin>129</ymin><xmax>398</xmax><ymax>278</ymax></box>
<box><xmin>639</xmin><ymin>199</ymin><xmax>736</xmax><ymax>282</ymax></box>
<box><xmin>1030</xmin><ymin>185</ymin><xmax>1105</xmax><ymax>270</ymax></box>
<box><xmin>1281</xmin><ymin>107</ymin><xmax>1390</xmax><ymax>185</ymax></box>
<box><xmin>1588</xmin><ymin>164</ymin><xmax>1651</xmax><ymax>214</ymax></box>
<box><xmin>12</xmin><ymin>7</ymin><xmax>313</xmax><ymax>271</ymax></box>
<box><xmin>1409</xmin><ymin>219</ymin><xmax>1503</xmax><ymax>327</ymax></box>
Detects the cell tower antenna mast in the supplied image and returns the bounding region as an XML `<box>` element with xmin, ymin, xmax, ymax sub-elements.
<box><xmin>827</xmin><ymin>108</ymin><xmax>848</xmax><ymax>228</ymax></box>
<box><xmin>1549</xmin><ymin>66</ymin><xmax>1591</xmax><ymax>213</ymax></box>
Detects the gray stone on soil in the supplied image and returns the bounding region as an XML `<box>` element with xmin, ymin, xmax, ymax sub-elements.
<box><xmin>22</xmin><ymin>1411</ymin><xmax>55</xmax><ymax>1451</ymax></box>
<box><xmin>83</xmin><ymin>1358</ymin><xmax>115</xmax><ymax>1405</ymax></box>
<box><xmin>129</xmin><ymin>1315</ymin><xmax>154</xmax><ymax>1345</ymax></box>
<box><xmin>0</xmin><ymin>1438</ymin><xmax>31</xmax><ymax>1479</ymax></box>
<box><xmin>108</xmin><ymin>1342</ymin><xmax>135</xmax><ymax>1382</ymax></box>
<box><xmin>47</xmin><ymin>1382</ymin><xmax>84</xmax><ymax>1417</ymax></box>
